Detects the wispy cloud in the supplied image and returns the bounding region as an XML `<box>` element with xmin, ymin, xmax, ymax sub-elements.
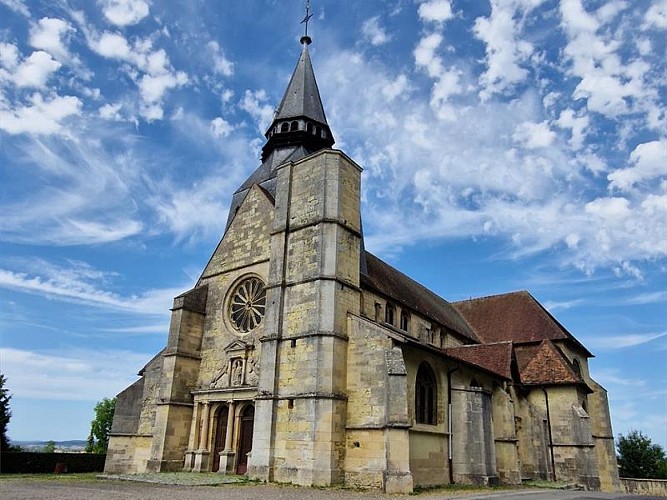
<box><xmin>0</xmin><ymin>259</ymin><xmax>183</xmax><ymax>315</ymax></box>
<box><xmin>584</xmin><ymin>332</ymin><xmax>667</xmax><ymax>351</ymax></box>
<box><xmin>627</xmin><ymin>290</ymin><xmax>667</xmax><ymax>305</ymax></box>
<box><xmin>0</xmin><ymin>347</ymin><xmax>151</xmax><ymax>401</ymax></box>
<box><xmin>543</xmin><ymin>299</ymin><xmax>585</xmax><ymax>311</ymax></box>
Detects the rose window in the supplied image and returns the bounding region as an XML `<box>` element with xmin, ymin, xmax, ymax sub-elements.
<box><xmin>229</xmin><ymin>277</ymin><xmax>266</xmax><ymax>333</ymax></box>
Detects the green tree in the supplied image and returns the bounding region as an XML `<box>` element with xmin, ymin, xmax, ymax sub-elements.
<box><xmin>85</xmin><ymin>397</ymin><xmax>116</xmax><ymax>454</ymax></box>
<box><xmin>617</xmin><ymin>430</ymin><xmax>667</xmax><ymax>479</ymax></box>
<box><xmin>43</xmin><ymin>440</ymin><xmax>56</xmax><ymax>453</ymax></box>
<box><xmin>0</xmin><ymin>373</ymin><xmax>12</xmax><ymax>451</ymax></box>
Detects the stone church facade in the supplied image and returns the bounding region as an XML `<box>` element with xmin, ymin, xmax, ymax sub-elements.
<box><xmin>105</xmin><ymin>35</ymin><xmax>620</xmax><ymax>494</ymax></box>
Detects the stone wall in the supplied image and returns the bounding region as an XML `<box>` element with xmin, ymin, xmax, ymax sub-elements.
<box><xmin>249</xmin><ymin>150</ymin><xmax>363</xmax><ymax>487</ymax></box>
<box><xmin>621</xmin><ymin>478</ymin><xmax>667</xmax><ymax>497</ymax></box>
<box><xmin>344</xmin><ymin>316</ymin><xmax>412</xmax><ymax>493</ymax></box>
<box><xmin>491</xmin><ymin>384</ymin><xmax>521</xmax><ymax>484</ymax></box>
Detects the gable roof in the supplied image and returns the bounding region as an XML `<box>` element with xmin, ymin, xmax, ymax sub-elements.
<box><xmin>516</xmin><ymin>340</ymin><xmax>587</xmax><ymax>387</ymax></box>
<box><xmin>361</xmin><ymin>252</ymin><xmax>478</xmax><ymax>343</ymax></box>
<box><xmin>452</xmin><ymin>291</ymin><xmax>592</xmax><ymax>356</ymax></box>
<box><xmin>445</xmin><ymin>342</ymin><xmax>513</xmax><ymax>380</ymax></box>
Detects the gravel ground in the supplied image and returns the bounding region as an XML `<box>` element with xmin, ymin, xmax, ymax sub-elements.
<box><xmin>0</xmin><ymin>475</ymin><xmax>658</xmax><ymax>500</ymax></box>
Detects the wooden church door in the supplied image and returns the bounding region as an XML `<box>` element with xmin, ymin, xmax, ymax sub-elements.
<box><xmin>236</xmin><ymin>405</ymin><xmax>254</xmax><ymax>474</ymax></box>
<box><xmin>211</xmin><ymin>405</ymin><xmax>228</xmax><ymax>472</ymax></box>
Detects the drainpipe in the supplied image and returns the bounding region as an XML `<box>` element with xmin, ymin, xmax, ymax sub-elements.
<box><xmin>447</xmin><ymin>366</ymin><xmax>459</xmax><ymax>484</ymax></box>
<box><xmin>542</xmin><ymin>387</ymin><xmax>557</xmax><ymax>482</ymax></box>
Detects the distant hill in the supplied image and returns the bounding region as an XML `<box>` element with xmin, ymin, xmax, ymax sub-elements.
<box><xmin>11</xmin><ymin>440</ymin><xmax>88</xmax><ymax>450</ymax></box>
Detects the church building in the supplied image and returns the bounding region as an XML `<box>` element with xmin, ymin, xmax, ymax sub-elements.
<box><xmin>104</xmin><ymin>30</ymin><xmax>620</xmax><ymax>494</ymax></box>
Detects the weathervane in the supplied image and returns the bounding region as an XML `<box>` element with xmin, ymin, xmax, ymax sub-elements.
<box><xmin>300</xmin><ymin>0</ymin><xmax>313</xmax><ymax>45</ymax></box>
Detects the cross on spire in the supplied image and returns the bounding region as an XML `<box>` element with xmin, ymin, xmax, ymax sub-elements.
<box><xmin>300</xmin><ymin>0</ymin><xmax>313</xmax><ymax>45</ymax></box>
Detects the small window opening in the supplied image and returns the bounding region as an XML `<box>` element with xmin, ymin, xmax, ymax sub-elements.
<box><xmin>385</xmin><ymin>303</ymin><xmax>395</xmax><ymax>326</ymax></box>
<box><xmin>280</xmin><ymin>122</ymin><xmax>289</xmax><ymax>133</ymax></box>
<box><xmin>400</xmin><ymin>311</ymin><xmax>410</xmax><ymax>331</ymax></box>
<box><xmin>290</xmin><ymin>339</ymin><xmax>297</xmax><ymax>348</ymax></box>
<box><xmin>416</xmin><ymin>362</ymin><xmax>437</xmax><ymax>425</ymax></box>
<box><xmin>290</xmin><ymin>120</ymin><xmax>299</xmax><ymax>131</ymax></box>
<box><xmin>288</xmin><ymin>399</ymin><xmax>294</xmax><ymax>409</ymax></box>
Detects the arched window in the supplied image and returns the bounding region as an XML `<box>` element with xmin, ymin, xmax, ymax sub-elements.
<box><xmin>470</xmin><ymin>378</ymin><xmax>481</xmax><ymax>388</ymax></box>
<box><xmin>400</xmin><ymin>310</ymin><xmax>410</xmax><ymax>331</ymax></box>
<box><xmin>416</xmin><ymin>362</ymin><xmax>437</xmax><ymax>425</ymax></box>
<box><xmin>385</xmin><ymin>303</ymin><xmax>395</xmax><ymax>326</ymax></box>
<box><xmin>306</xmin><ymin>122</ymin><xmax>314</xmax><ymax>134</ymax></box>
<box><xmin>315</xmin><ymin>125</ymin><xmax>322</xmax><ymax>137</ymax></box>
<box><xmin>280</xmin><ymin>122</ymin><xmax>289</xmax><ymax>133</ymax></box>
<box><xmin>572</xmin><ymin>358</ymin><xmax>582</xmax><ymax>377</ymax></box>
<box><xmin>290</xmin><ymin>120</ymin><xmax>299</xmax><ymax>131</ymax></box>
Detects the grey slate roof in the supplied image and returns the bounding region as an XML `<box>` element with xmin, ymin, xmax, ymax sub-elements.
<box><xmin>274</xmin><ymin>43</ymin><xmax>329</xmax><ymax>125</ymax></box>
<box><xmin>361</xmin><ymin>252</ymin><xmax>479</xmax><ymax>343</ymax></box>
<box><xmin>224</xmin><ymin>42</ymin><xmax>333</xmax><ymax>232</ymax></box>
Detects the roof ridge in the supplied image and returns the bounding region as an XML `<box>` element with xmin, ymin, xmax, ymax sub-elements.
<box><xmin>452</xmin><ymin>290</ymin><xmax>530</xmax><ymax>305</ymax></box>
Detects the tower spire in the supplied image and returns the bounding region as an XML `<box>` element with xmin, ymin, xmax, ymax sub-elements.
<box><xmin>300</xmin><ymin>0</ymin><xmax>313</xmax><ymax>45</ymax></box>
<box><xmin>259</xmin><ymin>5</ymin><xmax>334</xmax><ymax>162</ymax></box>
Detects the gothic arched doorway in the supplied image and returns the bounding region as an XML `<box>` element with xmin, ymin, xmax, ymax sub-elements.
<box><xmin>236</xmin><ymin>404</ymin><xmax>254</xmax><ymax>474</ymax></box>
<box><xmin>211</xmin><ymin>405</ymin><xmax>228</xmax><ymax>472</ymax></box>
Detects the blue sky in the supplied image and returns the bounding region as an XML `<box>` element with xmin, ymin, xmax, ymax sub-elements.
<box><xmin>0</xmin><ymin>0</ymin><xmax>665</xmax><ymax>450</ymax></box>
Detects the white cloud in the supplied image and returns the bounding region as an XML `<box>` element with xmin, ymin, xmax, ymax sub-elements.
<box><xmin>99</xmin><ymin>102</ymin><xmax>123</xmax><ymax>120</ymax></box>
<box><xmin>0</xmin><ymin>0</ymin><xmax>29</xmax><ymax>17</ymax></box>
<box><xmin>239</xmin><ymin>89</ymin><xmax>275</xmax><ymax>133</ymax></box>
<box><xmin>100</xmin><ymin>0</ymin><xmax>150</xmax><ymax>27</ymax></box>
<box><xmin>413</xmin><ymin>32</ymin><xmax>463</xmax><ymax>119</ymax></box>
<box><xmin>361</xmin><ymin>16</ymin><xmax>392</xmax><ymax>46</ymax></box>
<box><xmin>417</xmin><ymin>0</ymin><xmax>453</xmax><ymax>23</ymax></box>
<box><xmin>211</xmin><ymin>116</ymin><xmax>233</xmax><ymax>138</ymax></box>
<box><xmin>643</xmin><ymin>0</ymin><xmax>667</xmax><ymax>29</ymax></box>
<box><xmin>585</xmin><ymin>196</ymin><xmax>631</xmax><ymax>220</ymax></box>
<box><xmin>138</xmin><ymin>69</ymin><xmax>187</xmax><ymax>103</ymax></box>
<box><xmin>91</xmin><ymin>31</ymin><xmax>134</xmax><ymax>61</ymax></box>
<box><xmin>89</xmin><ymin>32</ymin><xmax>188</xmax><ymax>120</ymax></box>
<box><xmin>29</xmin><ymin>17</ymin><xmax>74</xmax><ymax>64</ymax></box>
<box><xmin>148</xmin><ymin>176</ymin><xmax>234</xmax><ymax>243</ymax></box>
<box><xmin>560</xmin><ymin>0</ymin><xmax>659</xmax><ymax>121</ymax></box>
<box><xmin>555</xmin><ymin>108</ymin><xmax>589</xmax><ymax>151</ymax></box>
<box><xmin>608</xmin><ymin>140</ymin><xmax>667</xmax><ymax>191</ymax></box>
<box><xmin>0</xmin><ymin>93</ymin><xmax>81</xmax><ymax>135</ymax></box>
<box><xmin>0</xmin><ymin>42</ymin><xmax>20</xmax><ymax>70</ymax></box>
<box><xmin>473</xmin><ymin>0</ymin><xmax>538</xmax><ymax>100</ymax></box>
<box><xmin>512</xmin><ymin>120</ymin><xmax>556</xmax><ymax>149</ymax></box>
<box><xmin>207</xmin><ymin>41</ymin><xmax>234</xmax><ymax>76</ymax></box>
<box><xmin>12</xmin><ymin>51</ymin><xmax>62</xmax><ymax>88</ymax></box>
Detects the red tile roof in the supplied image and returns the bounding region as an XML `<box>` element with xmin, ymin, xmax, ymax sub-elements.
<box><xmin>516</xmin><ymin>340</ymin><xmax>582</xmax><ymax>386</ymax></box>
<box><xmin>445</xmin><ymin>342</ymin><xmax>513</xmax><ymax>380</ymax></box>
<box><xmin>452</xmin><ymin>291</ymin><xmax>592</xmax><ymax>356</ymax></box>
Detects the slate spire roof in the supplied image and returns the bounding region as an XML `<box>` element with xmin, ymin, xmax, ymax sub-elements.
<box><xmin>260</xmin><ymin>37</ymin><xmax>334</xmax><ymax>162</ymax></box>
<box><xmin>273</xmin><ymin>39</ymin><xmax>328</xmax><ymax>126</ymax></box>
<box><xmin>225</xmin><ymin>34</ymin><xmax>334</xmax><ymax>231</ymax></box>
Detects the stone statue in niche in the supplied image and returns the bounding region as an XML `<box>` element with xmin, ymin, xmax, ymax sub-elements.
<box><xmin>210</xmin><ymin>363</ymin><xmax>229</xmax><ymax>388</ymax></box>
<box><xmin>231</xmin><ymin>358</ymin><xmax>244</xmax><ymax>386</ymax></box>
<box><xmin>246</xmin><ymin>351</ymin><xmax>259</xmax><ymax>386</ymax></box>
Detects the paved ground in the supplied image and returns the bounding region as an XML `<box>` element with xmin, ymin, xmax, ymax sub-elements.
<box><xmin>0</xmin><ymin>476</ymin><xmax>659</xmax><ymax>500</ymax></box>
